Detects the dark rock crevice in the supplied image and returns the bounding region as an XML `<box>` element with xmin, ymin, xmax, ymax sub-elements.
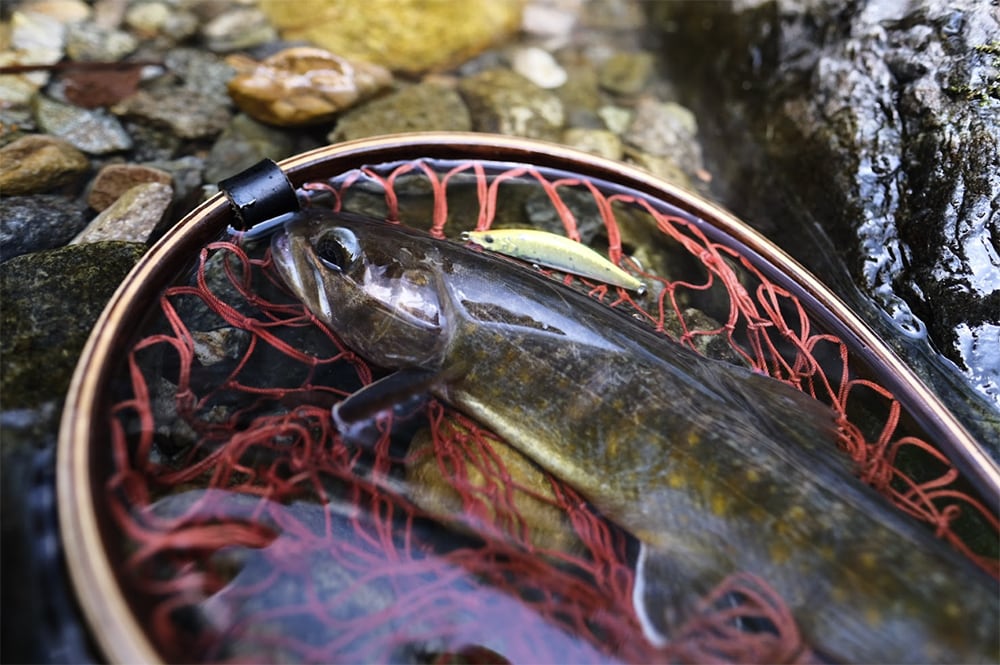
<box><xmin>648</xmin><ymin>0</ymin><xmax>999</xmax><ymax>447</ymax></box>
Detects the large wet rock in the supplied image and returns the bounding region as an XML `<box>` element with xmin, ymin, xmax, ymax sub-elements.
<box><xmin>258</xmin><ymin>0</ymin><xmax>522</xmax><ymax>76</ymax></box>
<box><xmin>649</xmin><ymin>0</ymin><xmax>1000</xmax><ymax>446</ymax></box>
<box><xmin>0</xmin><ymin>242</ymin><xmax>146</xmax><ymax>413</ymax></box>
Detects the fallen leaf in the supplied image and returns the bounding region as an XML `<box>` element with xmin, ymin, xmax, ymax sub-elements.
<box><xmin>62</xmin><ymin>65</ymin><xmax>144</xmax><ymax>108</ymax></box>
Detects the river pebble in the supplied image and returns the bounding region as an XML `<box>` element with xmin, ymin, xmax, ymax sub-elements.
<box><xmin>0</xmin><ymin>134</ymin><xmax>89</xmax><ymax>195</ymax></box>
<box><xmin>329</xmin><ymin>82</ymin><xmax>472</xmax><ymax>143</ymax></box>
<box><xmin>597</xmin><ymin>104</ymin><xmax>632</xmax><ymax>134</ymax></box>
<box><xmin>8</xmin><ymin>9</ymin><xmax>67</xmax><ymax>65</ymax></box>
<box><xmin>509</xmin><ymin>46</ymin><xmax>568</xmax><ymax>89</ymax></box>
<box><xmin>64</xmin><ymin>21</ymin><xmax>137</xmax><ymax>61</ymax></box>
<box><xmin>22</xmin><ymin>0</ymin><xmax>92</xmax><ymax>23</ymax></box>
<box><xmin>123</xmin><ymin>2</ymin><xmax>171</xmax><ymax>35</ymax></box>
<box><xmin>204</xmin><ymin>113</ymin><xmax>297</xmax><ymax>184</ymax></box>
<box><xmin>34</xmin><ymin>95</ymin><xmax>133</xmax><ymax>155</ymax></box>
<box><xmin>227</xmin><ymin>47</ymin><xmax>393</xmax><ymax>127</ymax></box>
<box><xmin>622</xmin><ymin>97</ymin><xmax>704</xmax><ymax>180</ymax></box>
<box><xmin>163</xmin><ymin>47</ymin><xmax>237</xmax><ymax>94</ymax></box>
<box><xmin>190</xmin><ymin>328</ymin><xmax>252</xmax><ymax>366</ymax></box>
<box><xmin>202</xmin><ymin>7</ymin><xmax>278</xmax><ymax>53</ymax></box>
<box><xmin>598</xmin><ymin>51</ymin><xmax>654</xmax><ymax>96</ymax></box>
<box><xmin>458</xmin><ymin>67</ymin><xmax>565</xmax><ymax>140</ymax></box>
<box><xmin>0</xmin><ymin>108</ymin><xmax>37</xmax><ymax>148</ymax></box>
<box><xmin>562</xmin><ymin>127</ymin><xmax>623</xmax><ymax>160</ymax></box>
<box><xmin>0</xmin><ymin>9</ymin><xmax>67</xmax><ymax>105</ymax></box>
<box><xmin>86</xmin><ymin>163</ymin><xmax>173</xmax><ymax>211</ymax></box>
<box><xmin>555</xmin><ymin>64</ymin><xmax>603</xmax><ymax>127</ymax></box>
<box><xmin>0</xmin><ymin>195</ymin><xmax>91</xmax><ymax>262</ymax></box>
<box><xmin>521</xmin><ymin>1</ymin><xmax>579</xmax><ymax>42</ymax></box>
<box><xmin>112</xmin><ymin>88</ymin><xmax>232</xmax><ymax>140</ymax></box>
<box><xmin>124</xmin><ymin>2</ymin><xmax>201</xmax><ymax>44</ymax></box>
<box><xmin>143</xmin><ymin>156</ymin><xmax>206</xmax><ymax>211</ymax></box>
<box><xmin>71</xmin><ymin>182</ymin><xmax>173</xmax><ymax>244</ymax></box>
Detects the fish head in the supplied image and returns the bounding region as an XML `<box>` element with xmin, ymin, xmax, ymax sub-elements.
<box><xmin>271</xmin><ymin>209</ymin><xmax>452</xmax><ymax>369</ymax></box>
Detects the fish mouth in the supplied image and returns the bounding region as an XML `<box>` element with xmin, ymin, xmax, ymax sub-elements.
<box><xmin>270</xmin><ymin>232</ymin><xmax>297</xmax><ymax>285</ymax></box>
<box><xmin>271</xmin><ymin>231</ymin><xmax>312</xmax><ymax>301</ymax></box>
<box><xmin>271</xmin><ymin>230</ymin><xmax>337</xmax><ymax>323</ymax></box>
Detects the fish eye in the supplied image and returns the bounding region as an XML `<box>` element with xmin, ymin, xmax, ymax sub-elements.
<box><xmin>315</xmin><ymin>229</ymin><xmax>360</xmax><ymax>272</ymax></box>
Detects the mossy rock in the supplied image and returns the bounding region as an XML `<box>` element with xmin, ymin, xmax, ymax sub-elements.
<box><xmin>1</xmin><ymin>242</ymin><xmax>147</xmax><ymax>412</ymax></box>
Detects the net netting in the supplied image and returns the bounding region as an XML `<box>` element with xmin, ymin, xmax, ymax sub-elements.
<box><xmin>105</xmin><ymin>158</ymin><xmax>998</xmax><ymax>664</ymax></box>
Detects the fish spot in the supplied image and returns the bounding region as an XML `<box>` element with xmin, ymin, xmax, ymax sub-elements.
<box><xmin>858</xmin><ymin>551</ymin><xmax>878</xmax><ymax>570</ymax></box>
<box><xmin>710</xmin><ymin>493</ymin><xmax>728</xmax><ymax>516</ymax></box>
<box><xmin>944</xmin><ymin>602</ymin><xmax>962</xmax><ymax>619</ymax></box>
<box><xmin>667</xmin><ymin>473</ymin><xmax>686</xmax><ymax>489</ymax></box>
<box><xmin>811</xmin><ymin>545</ymin><xmax>835</xmax><ymax>563</ymax></box>
<box><xmin>769</xmin><ymin>542</ymin><xmax>791</xmax><ymax>564</ymax></box>
<box><xmin>864</xmin><ymin>607</ymin><xmax>882</xmax><ymax>626</ymax></box>
<box><xmin>745</xmin><ymin>468</ymin><xmax>761</xmax><ymax>483</ymax></box>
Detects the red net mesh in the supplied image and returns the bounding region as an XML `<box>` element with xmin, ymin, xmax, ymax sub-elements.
<box><xmin>105</xmin><ymin>159</ymin><xmax>998</xmax><ymax>664</ymax></box>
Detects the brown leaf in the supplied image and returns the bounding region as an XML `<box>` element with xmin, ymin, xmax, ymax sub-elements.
<box><xmin>61</xmin><ymin>66</ymin><xmax>144</xmax><ymax>109</ymax></box>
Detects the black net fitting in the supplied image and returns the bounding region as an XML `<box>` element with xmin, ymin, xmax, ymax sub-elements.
<box><xmin>218</xmin><ymin>159</ymin><xmax>300</xmax><ymax>231</ymax></box>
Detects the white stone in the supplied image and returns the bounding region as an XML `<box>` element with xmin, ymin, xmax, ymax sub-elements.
<box><xmin>509</xmin><ymin>46</ymin><xmax>568</xmax><ymax>89</ymax></box>
<box><xmin>597</xmin><ymin>105</ymin><xmax>632</xmax><ymax>134</ymax></box>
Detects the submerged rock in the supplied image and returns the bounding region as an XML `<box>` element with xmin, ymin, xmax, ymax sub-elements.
<box><xmin>258</xmin><ymin>0</ymin><xmax>522</xmax><ymax>76</ymax></box>
<box><xmin>458</xmin><ymin>68</ymin><xmax>565</xmax><ymax>140</ymax></box>
<box><xmin>561</xmin><ymin>127</ymin><xmax>623</xmax><ymax>161</ymax></box>
<box><xmin>227</xmin><ymin>47</ymin><xmax>393</xmax><ymax>127</ymax></box>
<box><xmin>598</xmin><ymin>51</ymin><xmax>655</xmax><ymax>97</ymax></box>
<box><xmin>328</xmin><ymin>82</ymin><xmax>471</xmax><ymax>143</ymax></box>
<box><xmin>649</xmin><ymin>1</ymin><xmax>1000</xmax><ymax>441</ymax></box>
<box><xmin>508</xmin><ymin>46</ymin><xmax>568</xmax><ymax>90</ymax></box>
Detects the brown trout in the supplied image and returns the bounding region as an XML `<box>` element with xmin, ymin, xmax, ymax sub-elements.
<box><xmin>271</xmin><ymin>209</ymin><xmax>1000</xmax><ymax>663</ymax></box>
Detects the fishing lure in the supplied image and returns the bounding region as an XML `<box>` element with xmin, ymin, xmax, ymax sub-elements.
<box><xmin>462</xmin><ymin>228</ymin><xmax>644</xmax><ymax>292</ymax></box>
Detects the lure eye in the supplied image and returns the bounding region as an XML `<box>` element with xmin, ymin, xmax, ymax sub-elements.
<box><xmin>315</xmin><ymin>228</ymin><xmax>360</xmax><ymax>272</ymax></box>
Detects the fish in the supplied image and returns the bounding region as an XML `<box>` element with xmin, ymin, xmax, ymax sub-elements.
<box><xmin>462</xmin><ymin>228</ymin><xmax>644</xmax><ymax>291</ymax></box>
<box><xmin>271</xmin><ymin>209</ymin><xmax>1000</xmax><ymax>663</ymax></box>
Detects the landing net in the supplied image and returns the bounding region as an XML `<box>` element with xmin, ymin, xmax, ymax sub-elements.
<box><xmin>105</xmin><ymin>158</ymin><xmax>998</xmax><ymax>663</ymax></box>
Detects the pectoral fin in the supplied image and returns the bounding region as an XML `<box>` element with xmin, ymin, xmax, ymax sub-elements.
<box><xmin>633</xmin><ymin>543</ymin><xmax>707</xmax><ymax>648</ymax></box>
<box><xmin>332</xmin><ymin>369</ymin><xmax>439</xmax><ymax>441</ymax></box>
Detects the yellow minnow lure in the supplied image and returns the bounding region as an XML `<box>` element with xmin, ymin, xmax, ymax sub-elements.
<box><xmin>461</xmin><ymin>228</ymin><xmax>644</xmax><ymax>292</ymax></box>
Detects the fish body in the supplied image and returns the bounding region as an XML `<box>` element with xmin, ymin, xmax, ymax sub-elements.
<box><xmin>462</xmin><ymin>228</ymin><xmax>644</xmax><ymax>291</ymax></box>
<box><xmin>271</xmin><ymin>209</ymin><xmax>1000</xmax><ymax>663</ymax></box>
